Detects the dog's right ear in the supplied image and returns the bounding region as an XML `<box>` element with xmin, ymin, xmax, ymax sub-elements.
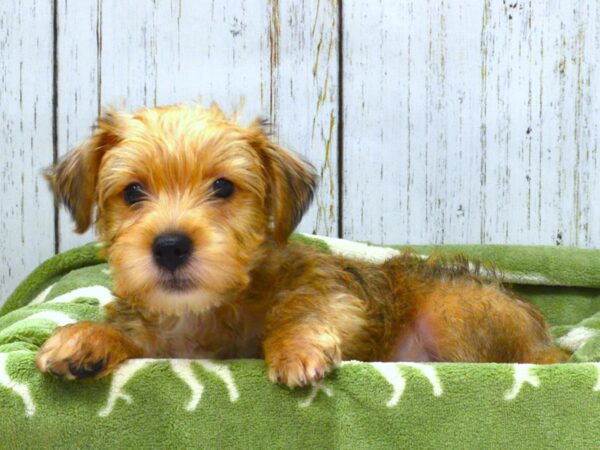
<box><xmin>46</xmin><ymin>112</ymin><xmax>122</xmax><ymax>233</ymax></box>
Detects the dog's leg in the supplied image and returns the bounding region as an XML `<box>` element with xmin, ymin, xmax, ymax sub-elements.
<box><xmin>389</xmin><ymin>282</ymin><xmax>568</xmax><ymax>363</ymax></box>
<box><xmin>36</xmin><ymin>321</ymin><xmax>143</xmax><ymax>380</ymax></box>
<box><xmin>263</xmin><ymin>291</ymin><xmax>372</xmax><ymax>388</ymax></box>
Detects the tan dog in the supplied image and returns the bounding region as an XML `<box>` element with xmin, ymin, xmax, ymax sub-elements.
<box><xmin>36</xmin><ymin>104</ymin><xmax>566</xmax><ymax>387</ymax></box>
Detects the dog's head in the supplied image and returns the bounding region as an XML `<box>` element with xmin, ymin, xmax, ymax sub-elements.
<box><xmin>47</xmin><ymin>104</ymin><xmax>317</xmax><ymax>315</ymax></box>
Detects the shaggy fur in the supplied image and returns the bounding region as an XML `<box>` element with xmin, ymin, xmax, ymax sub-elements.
<box><xmin>36</xmin><ymin>103</ymin><xmax>567</xmax><ymax>387</ymax></box>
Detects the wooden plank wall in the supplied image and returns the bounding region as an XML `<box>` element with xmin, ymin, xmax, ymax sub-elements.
<box><xmin>0</xmin><ymin>1</ymin><xmax>55</xmax><ymax>303</ymax></box>
<box><xmin>1</xmin><ymin>0</ymin><xmax>599</xmax><ymax>304</ymax></box>
<box><xmin>343</xmin><ymin>0</ymin><xmax>600</xmax><ymax>245</ymax></box>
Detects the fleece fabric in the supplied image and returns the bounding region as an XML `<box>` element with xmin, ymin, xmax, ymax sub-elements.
<box><xmin>1</xmin><ymin>235</ymin><xmax>599</xmax><ymax>449</ymax></box>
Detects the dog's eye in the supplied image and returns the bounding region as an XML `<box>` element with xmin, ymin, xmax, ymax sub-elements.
<box><xmin>123</xmin><ymin>183</ymin><xmax>146</xmax><ymax>205</ymax></box>
<box><xmin>212</xmin><ymin>178</ymin><xmax>234</xmax><ymax>199</ymax></box>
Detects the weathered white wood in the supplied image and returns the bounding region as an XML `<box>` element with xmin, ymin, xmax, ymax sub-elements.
<box><xmin>56</xmin><ymin>0</ymin><xmax>99</xmax><ymax>251</ymax></box>
<box><xmin>479</xmin><ymin>0</ymin><xmax>600</xmax><ymax>247</ymax></box>
<box><xmin>271</xmin><ymin>0</ymin><xmax>339</xmax><ymax>235</ymax></box>
<box><xmin>150</xmin><ymin>0</ymin><xmax>271</xmax><ymax>117</ymax></box>
<box><xmin>343</xmin><ymin>0</ymin><xmax>600</xmax><ymax>246</ymax></box>
<box><xmin>0</xmin><ymin>1</ymin><xmax>54</xmax><ymax>302</ymax></box>
<box><xmin>99</xmin><ymin>0</ymin><xmax>271</xmax><ymax>114</ymax></box>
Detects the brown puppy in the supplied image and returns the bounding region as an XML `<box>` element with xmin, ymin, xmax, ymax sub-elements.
<box><xmin>36</xmin><ymin>103</ymin><xmax>566</xmax><ymax>387</ymax></box>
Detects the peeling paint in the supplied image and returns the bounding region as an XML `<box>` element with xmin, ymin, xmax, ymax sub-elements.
<box><xmin>268</xmin><ymin>0</ymin><xmax>280</xmax><ymax>129</ymax></box>
<box><xmin>342</xmin><ymin>1</ymin><xmax>600</xmax><ymax>246</ymax></box>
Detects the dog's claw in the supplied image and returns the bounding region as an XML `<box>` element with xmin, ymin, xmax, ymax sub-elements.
<box><xmin>47</xmin><ymin>367</ymin><xmax>63</xmax><ymax>378</ymax></box>
<box><xmin>36</xmin><ymin>322</ymin><xmax>136</xmax><ymax>380</ymax></box>
<box><xmin>266</xmin><ymin>348</ymin><xmax>339</xmax><ymax>388</ymax></box>
<box><xmin>68</xmin><ymin>358</ymin><xmax>106</xmax><ymax>379</ymax></box>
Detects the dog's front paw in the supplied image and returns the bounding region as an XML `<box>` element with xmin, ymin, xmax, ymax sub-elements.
<box><xmin>264</xmin><ymin>334</ymin><xmax>342</xmax><ymax>388</ymax></box>
<box><xmin>36</xmin><ymin>321</ymin><xmax>137</xmax><ymax>380</ymax></box>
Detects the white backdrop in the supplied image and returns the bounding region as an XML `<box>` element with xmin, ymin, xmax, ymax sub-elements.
<box><xmin>1</xmin><ymin>0</ymin><xmax>598</xmax><ymax>303</ymax></box>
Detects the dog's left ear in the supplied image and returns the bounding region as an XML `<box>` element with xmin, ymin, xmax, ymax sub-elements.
<box><xmin>253</xmin><ymin>128</ymin><xmax>318</xmax><ymax>244</ymax></box>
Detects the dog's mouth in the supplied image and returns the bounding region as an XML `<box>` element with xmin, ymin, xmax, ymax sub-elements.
<box><xmin>158</xmin><ymin>273</ymin><xmax>196</xmax><ymax>292</ymax></box>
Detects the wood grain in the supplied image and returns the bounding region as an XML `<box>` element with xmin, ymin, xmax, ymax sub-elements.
<box><xmin>342</xmin><ymin>0</ymin><xmax>600</xmax><ymax>246</ymax></box>
<box><xmin>0</xmin><ymin>0</ymin><xmax>55</xmax><ymax>302</ymax></box>
<box><xmin>270</xmin><ymin>0</ymin><xmax>339</xmax><ymax>235</ymax></box>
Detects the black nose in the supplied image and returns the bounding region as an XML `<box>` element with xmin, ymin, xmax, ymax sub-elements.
<box><xmin>152</xmin><ymin>233</ymin><xmax>193</xmax><ymax>271</ymax></box>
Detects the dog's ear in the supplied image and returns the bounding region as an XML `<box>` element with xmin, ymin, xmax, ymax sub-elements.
<box><xmin>46</xmin><ymin>112</ymin><xmax>122</xmax><ymax>233</ymax></box>
<box><xmin>256</xmin><ymin>133</ymin><xmax>318</xmax><ymax>244</ymax></box>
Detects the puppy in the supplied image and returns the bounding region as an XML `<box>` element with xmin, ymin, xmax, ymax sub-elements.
<box><xmin>36</xmin><ymin>103</ymin><xmax>566</xmax><ymax>387</ymax></box>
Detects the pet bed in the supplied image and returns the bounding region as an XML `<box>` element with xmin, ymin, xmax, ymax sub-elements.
<box><xmin>1</xmin><ymin>234</ymin><xmax>600</xmax><ymax>449</ymax></box>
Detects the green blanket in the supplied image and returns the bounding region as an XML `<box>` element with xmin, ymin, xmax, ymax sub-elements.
<box><xmin>1</xmin><ymin>234</ymin><xmax>600</xmax><ymax>449</ymax></box>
